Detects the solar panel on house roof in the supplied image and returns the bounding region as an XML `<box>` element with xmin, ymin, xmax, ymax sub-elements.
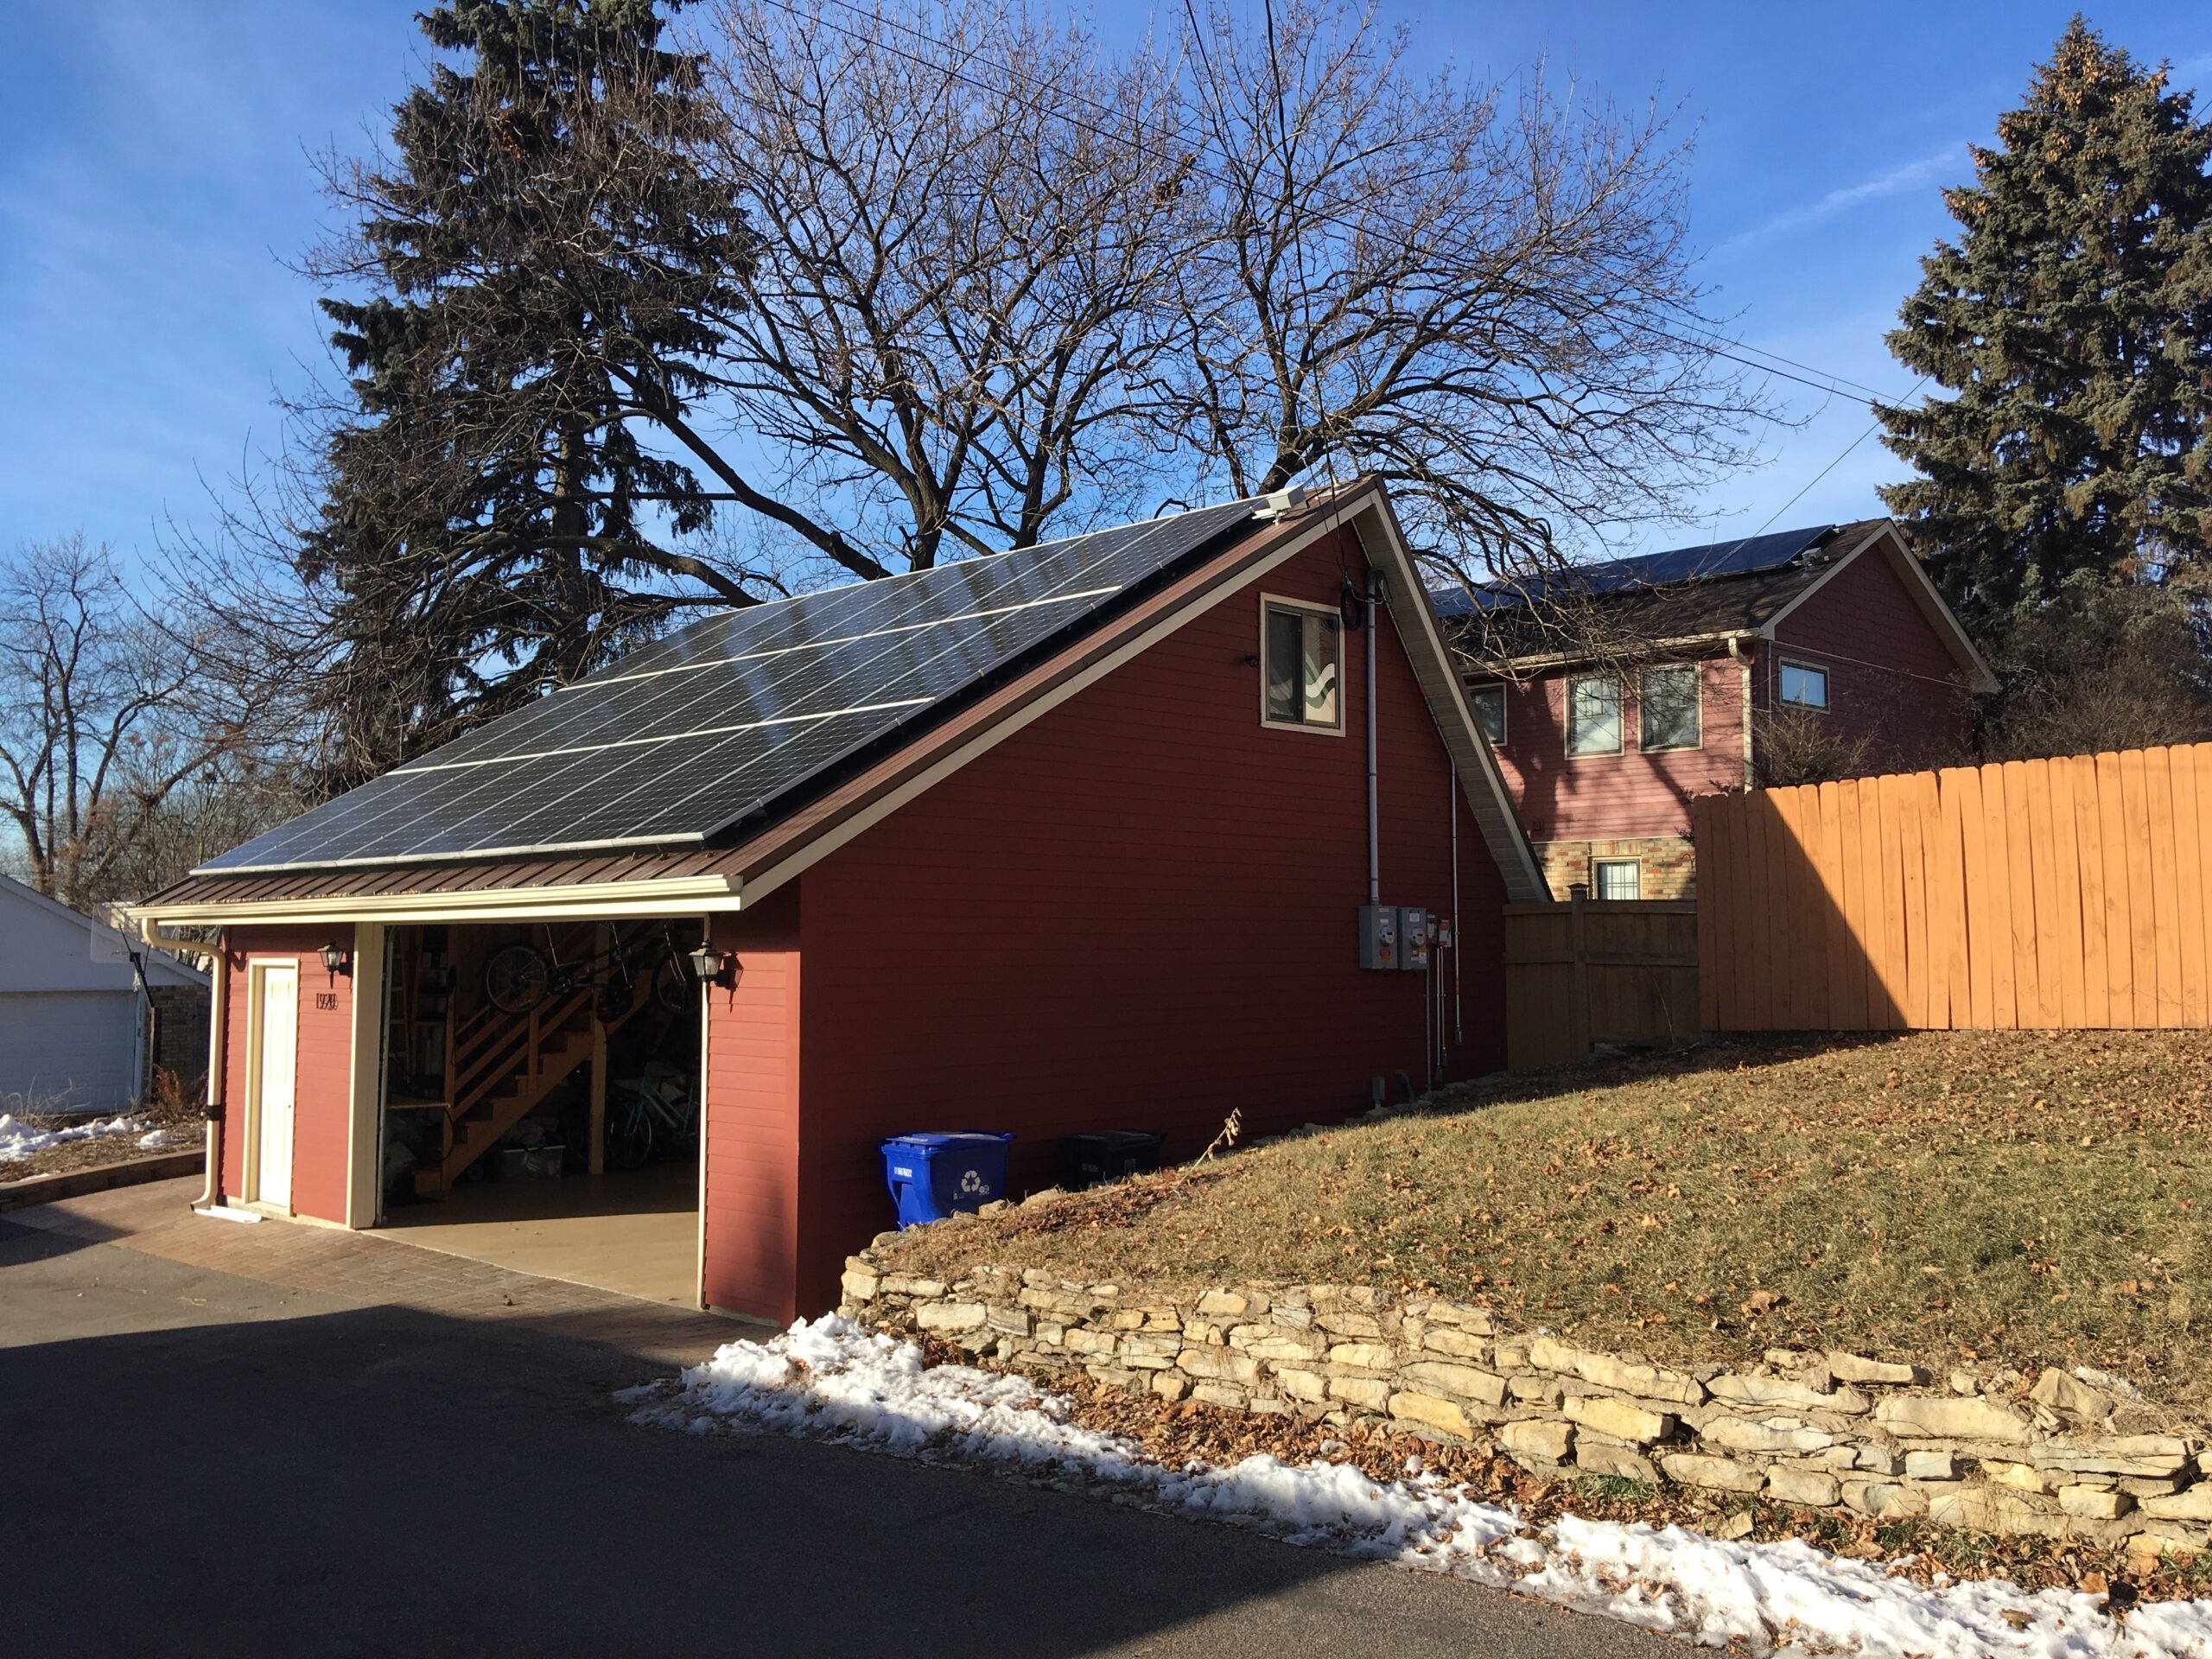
<box><xmin>1428</xmin><ymin>524</ymin><xmax>1833</xmax><ymax>618</ymax></box>
<box><xmin>198</xmin><ymin>499</ymin><xmax>1262</xmax><ymax>873</ymax></box>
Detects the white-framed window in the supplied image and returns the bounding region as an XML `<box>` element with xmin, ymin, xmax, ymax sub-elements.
<box><xmin>1468</xmin><ymin>683</ymin><xmax>1507</xmax><ymax>746</ymax></box>
<box><xmin>1260</xmin><ymin>595</ymin><xmax>1344</xmax><ymax>732</ymax></box>
<box><xmin>1567</xmin><ymin>675</ymin><xmax>1623</xmax><ymax>756</ymax></box>
<box><xmin>1779</xmin><ymin>661</ymin><xmax>1830</xmax><ymax>709</ymax></box>
<box><xmin>1592</xmin><ymin>859</ymin><xmax>1641</xmax><ymax>901</ymax></box>
<box><xmin>1639</xmin><ymin>664</ymin><xmax>1701</xmax><ymax>752</ymax></box>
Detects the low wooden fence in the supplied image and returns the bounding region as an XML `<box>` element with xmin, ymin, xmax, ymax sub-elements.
<box><xmin>1693</xmin><ymin>741</ymin><xmax>2212</xmax><ymax>1032</ymax></box>
<box><xmin>1504</xmin><ymin>899</ymin><xmax>1700</xmax><ymax>1071</ymax></box>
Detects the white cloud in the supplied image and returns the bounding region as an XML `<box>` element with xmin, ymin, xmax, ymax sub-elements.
<box><xmin>1717</xmin><ymin>144</ymin><xmax>1966</xmax><ymax>255</ymax></box>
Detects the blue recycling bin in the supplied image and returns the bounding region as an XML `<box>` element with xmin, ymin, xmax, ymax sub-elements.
<box><xmin>880</xmin><ymin>1132</ymin><xmax>1015</xmax><ymax>1227</ymax></box>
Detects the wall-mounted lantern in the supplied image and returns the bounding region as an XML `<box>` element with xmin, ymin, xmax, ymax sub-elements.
<box><xmin>688</xmin><ymin>941</ymin><xmax>735</xmax><ymax>989</ymax></box>
<box><xmin>320</xmin><ymin>939</ymin><xmax>352</xmax><ymax>978</ymax></box>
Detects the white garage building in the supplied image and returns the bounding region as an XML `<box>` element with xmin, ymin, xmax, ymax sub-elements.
<box><xmin>0</xmin><ymin>874</ymin><xmax>210</xmax><ymax>1114</ymax></box>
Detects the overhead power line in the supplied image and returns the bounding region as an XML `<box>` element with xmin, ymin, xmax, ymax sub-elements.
<box><xmin>743</xmin><ymin>0</ymin><xmax>1932</xmax><ymax>556</ymax></box>
<box><xmin>1738</xmin><ymin>373</ymin><xmax>1932</xmax><ymax>543</ymax></box>
<box><xmin>777</xmin><ymin>0</ymin><xmax>1910</xmax><ymax>409</ymax></box>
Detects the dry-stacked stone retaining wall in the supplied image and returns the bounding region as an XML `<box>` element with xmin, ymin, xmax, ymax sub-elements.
<box><xmin>842</xmin><ymin>1250</ymin><xmax>2209</xmax><ymax>1554</ymax></box>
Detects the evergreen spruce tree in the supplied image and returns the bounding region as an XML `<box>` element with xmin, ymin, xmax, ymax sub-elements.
<box><xmin>1875</xmin><ymin>16</ymin><xmax>2212</xmax><ymax>632</ymax></box>
<box><xmin>307</xmin><ymin>0</ymin><xmax>754</xmax><ymax>781</ymax></box>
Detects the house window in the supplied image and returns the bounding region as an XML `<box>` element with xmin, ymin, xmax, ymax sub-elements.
<box><xmin>1592</xmin><ymin>859</ymin><xmax>1641</xmax><ymax>901</ymax></box>
<box><xmin>1567</xmin><ymin>676</ymin><xmax>1622</xmax><ymax>756</ymax></box>
<box><xmin>1780</xmin><ymin>661</ymin><xmax>1829</xmax><ymax>709</ymax></box>
<box><xmin>1468</xmin><ymin>684</ymin><xmax>1506</xmax><ymax>746</ymax></box>
<box><xmin>1261</xmin><ymin>598</ymin><xmax>1343</xmax><ymax>731</ymax></box>
<box><xmin>1640</xmin><ymin>664</ymin><xmax>1701</xmax><ymax>752</ymax></box>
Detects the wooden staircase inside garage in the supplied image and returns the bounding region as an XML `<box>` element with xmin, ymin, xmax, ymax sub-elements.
<box><xmin>410</xmin><ymin>926</ymin><xmax>662</xmax><ymax>1194</ymax></box>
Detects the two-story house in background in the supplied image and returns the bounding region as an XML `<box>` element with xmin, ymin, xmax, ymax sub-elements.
<box><xmin>1439</xmin><ymin>519</ymin><xmax>1998</xmax><ymax>899</ymax></box>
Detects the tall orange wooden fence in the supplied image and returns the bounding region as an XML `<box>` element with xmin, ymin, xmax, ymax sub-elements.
<box><xmin>1693</xmin><ymin>741</ymin><xmax>2212</xmax><ymax>1032</ymax></box>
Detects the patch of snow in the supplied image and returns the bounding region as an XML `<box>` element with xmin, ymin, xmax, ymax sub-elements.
<box><xmin>2075</xmin><ymin>1366</ymin><xmax>2147</xmax><ymax>1403</ymax></box>
<box><xmin>0</xmin><ymin>1112</ymin><xmax>147</xmax><ymax>1163</ymax></box>
<box><xmin>137</xmin><ymin>1127</ymin><xmax>197</xmax><ymax>1151</ymax></box>
<box><xmin>627</xmin><ymin>1316</ymin><xmax>2212</xmax><ymax>1658</ymax></box>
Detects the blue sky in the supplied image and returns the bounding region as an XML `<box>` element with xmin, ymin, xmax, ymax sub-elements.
<box><xmin>3</xmin><ymin>1</ymin><xmax>2208</xmax><ymax>575</ymax></box>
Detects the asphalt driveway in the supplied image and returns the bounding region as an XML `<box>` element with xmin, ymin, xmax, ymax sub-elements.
<box><xmin>0</xmin><ymin>1206</ymin><xmax>1674</xmax><ymax>1658</ymax></box>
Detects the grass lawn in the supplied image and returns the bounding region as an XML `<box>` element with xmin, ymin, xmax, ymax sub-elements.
<box><xmin>883</xmin><ymin>1028</ymin><xmax>2212</xmax><ymax>1414</ymax></box>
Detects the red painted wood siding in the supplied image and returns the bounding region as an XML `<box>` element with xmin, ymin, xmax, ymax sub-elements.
<box><xmin>701</xmin><ymin>888</ymin><xmax>802</xmax><ymax>1316</ymax></box>
<box><xmin>1486</xmin><ymin>656</ymin><xmax>1748</xmax><ymax>842</ymax></box>
<box><xmin>1487</xmin><ymin>544</ymin><xmax>1976</xmax><ymax>844</ymax></box>
<box><xmin>1764</xmin><ymin>544</ymin><xmax>1973</xmax><ymax>771</ymax></box>
<box><xmin>701</xmin><ymin>524</ymin><xmax>1511</xmax><ymax>1320</ymax></box>
<box><xmin>216</xmin><ymin>924</ymin><xmax>355</xmax><ymax>1224</ymax></box>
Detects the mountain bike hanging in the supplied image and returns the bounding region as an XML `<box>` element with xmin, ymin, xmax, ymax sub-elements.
<box><xmin>480</xmin><ymin>924</ymin><xmax>698</xmax><ymax>1019</ymax></box>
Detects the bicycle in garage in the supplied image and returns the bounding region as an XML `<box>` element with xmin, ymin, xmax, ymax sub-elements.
<box><xmin>602</xmin><ymin>1074</ymin><xmax>700</xmax><ymax>1171</ymax></box>
<box><xmin>480</xmin><ymin>923</ymin><xmax>698</xmax><ymax>1022</ymax></box>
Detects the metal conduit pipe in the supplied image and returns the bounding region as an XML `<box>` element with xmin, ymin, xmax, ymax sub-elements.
<box><xmin>1365</xmin><ymin>569</ymin><xmax>1381</xmax><ymax>907</ymax></box>
<box><xmin>1450</xmin><ymin>760</ymin><xmax>1463</xmax><ymax>1046</ymax></box>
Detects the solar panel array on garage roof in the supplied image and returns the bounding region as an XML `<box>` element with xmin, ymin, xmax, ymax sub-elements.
<box><xmin>1428</xmin><ymin>524</ymin><xmax>1832</xmax><ymax>619</ymax></box>
<box><xmin>198</xmin><ymin>499</ymin><xmax>1264</xmax><ymax>874</ymax></box>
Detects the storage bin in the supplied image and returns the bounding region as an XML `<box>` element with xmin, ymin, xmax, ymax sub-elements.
<box><xmin>1058</xmin><ymin>1130</ymin><xmax>1166</xmax><ymax>1191</ymax></box>
<box><xmin>880</xmin><ymin>1131</ymin><xmax>1014</xmax><ymax>1226</ymax></box>
<box><xmin>493</xmin><ymin>1143</ymin><xmax>566</xmax><ymax>1181</ymax></box>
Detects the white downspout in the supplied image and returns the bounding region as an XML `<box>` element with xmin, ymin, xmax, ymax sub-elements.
<box><xmin>195</xmin><ymin>928</ymin><xmax>227</xmax><ymax>1211</ymax></box>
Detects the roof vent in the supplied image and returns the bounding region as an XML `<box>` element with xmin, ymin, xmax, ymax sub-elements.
<box><xmin>1255</xmin><ymin>485</ymin><xmax>1308</xmax><ymax>521</ymax></box>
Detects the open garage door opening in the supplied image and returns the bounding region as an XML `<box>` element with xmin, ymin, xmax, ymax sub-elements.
<box><xmin>374</xmin><ymin>919</ymin><xmax>706</xmax><ymax>1307</ymax></box>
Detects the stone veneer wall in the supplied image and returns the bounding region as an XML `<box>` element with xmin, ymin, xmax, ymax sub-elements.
<box><xmin>842</xmin><ymin>1254</ymin><xmax>2210</xmax><ymax>1553</ymax></box>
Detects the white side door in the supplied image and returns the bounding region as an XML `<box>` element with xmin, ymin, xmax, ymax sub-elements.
<box><xmin>253</xmin><ymin>962</ymin><xmax>299</xmax><ymax>1210</ymax></box>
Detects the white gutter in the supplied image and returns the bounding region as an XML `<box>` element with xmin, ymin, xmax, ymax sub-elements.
<box><xmin>132</xmin><ymin>873</ymin><xmax>744</xmax><ymax>930</ymax></box>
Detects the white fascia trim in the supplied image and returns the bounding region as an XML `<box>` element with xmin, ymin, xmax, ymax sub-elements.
<box><xmin>1880</xmin><ymin>528</ymin><xmax>2002</xmax><ymax>694</ymax></box>
<box><xmin>1760</xmin><ymin>522</ymin><xmax>1999</xmax><ymax>694</ymax></box>
<box><xmin>1350</xmin><ymin>496</ymin><xmax>1552</xmax><ymax>904</ymax></box>
<box><xmin>131</xmin><ymin>874</ymin><xmax>743</xmax><ymax>929</ymax></box>
<box><xmin>741</xmin><ymin>511</ymin><xmax>1361</xmax><ymax>905</ymax></box>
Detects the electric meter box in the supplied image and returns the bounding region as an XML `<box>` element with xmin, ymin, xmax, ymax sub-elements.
<box><xmin>1397</xmin><ymin>906</ymin><xmax>1432</xmax><ymax>970</ymax></box>
<box><xmin>1356</xmin><ymin>903</ymin><xmax>1399</xmax><ymax>970</ymax></box>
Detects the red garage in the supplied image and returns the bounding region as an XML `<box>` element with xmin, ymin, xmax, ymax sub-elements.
<box><xmin>136</xmin><ymin>480</ymin><xmax>1546</xmax><ymax>1324</ymax></box>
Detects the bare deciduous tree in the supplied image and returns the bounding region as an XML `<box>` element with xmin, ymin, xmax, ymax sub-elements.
<box><xmin>694</xmin><ymin>0</ymin><xmax>1768</xmax><ymax>596</ymax></box>
<box><xmin>214</xmin><ymin>0</ymin><xmax>1777</xmax><ymax>775</ymax></box>
<box><xmin>0</xmin><ymin>537</ymin><xmax>298</xmax><ymax>906</ymax></box>
<box><xmin>1167</xmin><ymin>2</ymin><xmax>1766</xmax><ymax>600</ymax></box>
<box><xmin>1750</xmin><ymin>703</ymin><xmax>1883</xmax><ymax>790</ymax></box>
<box><xmin>700</xmin><ymin>0</ymin><xmax>1190</xmax><ymax>573</ymax></box>
<box><xmin>1979</xmin><ymin>576</ymin><xmax>2212</xmax><ymax>761</ymax></box>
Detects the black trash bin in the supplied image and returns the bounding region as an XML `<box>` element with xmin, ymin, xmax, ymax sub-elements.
<box><xmin>1059</xmin><ymin>1130</ymin><xmax>1166</xmax><ymax>1192</ymax></box>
